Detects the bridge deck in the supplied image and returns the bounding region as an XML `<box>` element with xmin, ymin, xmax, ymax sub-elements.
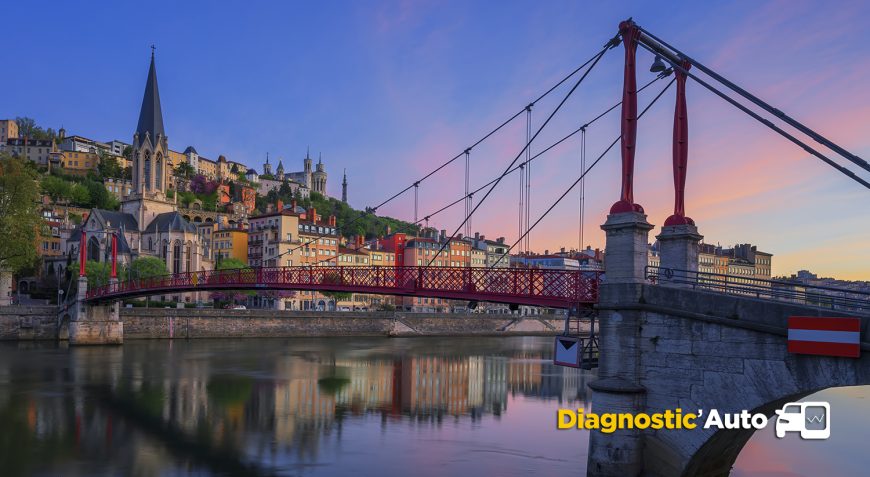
<box><xmin>85</xmin><ymin>266</ymin><xmax>600</xmax><ymax>309</ymax></box>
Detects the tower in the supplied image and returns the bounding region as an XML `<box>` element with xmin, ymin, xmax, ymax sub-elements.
<box><xmin>276</xmin><ymin>160</ymin><xmax>285</xmax><ymax>181</ymax></box>
<box><xmin>122</xmin><ymin>47</ymin><xmax>176</xmax><ymax>227</ymax></box>
<box><xmin>263</xmin><ymin>152</ymin><xmax>272</xmax><ymax>175</ymax></box>
<box><xmin>341</xmin><ymin>169</ymin><xmax>347</xmax><ymax>203</ymax></box>
<box><xmin>312</xmin><ymin>153</ymin><xmax>327</xmax><ymax>195</ymax></box>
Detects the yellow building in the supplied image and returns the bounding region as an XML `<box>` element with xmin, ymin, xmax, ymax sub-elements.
<box><xmin>213</xmin><ymin>225</ymin><xmax>248</xmax><ymax>263</ymax></box>
<box><xmin>248</xmin><ymin>208</ymin><xmax>301</xmax><ymax>268</ymax></box>
<box><xmin>104</xmin><ymin>178</ymin><xmax>133</xmax><ymax>200</ymax></box>
<box><xmin>58</xmin><ymin>150</ymin><xmax>101</xmax><ymax>175</ymax></box>
<box><xmin>0</xmin><ymin>119</ymin><xmax>18</xmax><ymax>143</ymax></box>
<box><xmin>198</xmin><ymin>157</ymin><xmax>217</xmax><ymax>179</ymax></box>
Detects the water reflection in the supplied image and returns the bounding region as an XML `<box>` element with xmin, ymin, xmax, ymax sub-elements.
<box><xmin>0</xmin><ymin>337</ymin><xmax>593</xmax><ymax>477</ymax></box>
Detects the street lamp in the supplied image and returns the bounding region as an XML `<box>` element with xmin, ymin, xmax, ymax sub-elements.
<box><xmin>649</xmin><ymin>55</ymin><xmax>667</xmax><ymax>73</ymax></box>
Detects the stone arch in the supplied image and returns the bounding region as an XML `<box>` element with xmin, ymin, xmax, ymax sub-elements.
<box><xmin>183</xmin><ymin>215</ymin><xmax>191</xmax><ymax>222</ymax></box>
<box><xmin>162</xmin><ymin>239</ymin><xmax>169</xmax><ymax>261</ymax></box>
<box><xmin>205</xmin><ymin>217</ymin><xmax>214</xmax><ymax>223</ymax></box>
<box><xmin>193</xmin><ymin>216</ymin><xmax>203</xmax><ymax>223</ymax></box>
<box><xmin>684</xmin><ymin>383</ymin><xmax>866</xmax><ymax>477</ymax></box>
<box><xmin>590</xmin><ymin>285</ymin><xmax>870</xmax><ymax>477</ymax></box>
<box><xmin>18</xmin><ymin>280</ymin><xmax>29</xmax><ymax>293</ymax></box>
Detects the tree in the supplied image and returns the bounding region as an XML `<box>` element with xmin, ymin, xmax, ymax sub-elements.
<box><xmin>97</xmin><ymin>153</ymin><xmax>124</xmax><ymax>179</ymax></box>
<box><xmin>83</xmin><ymin>179</ymin><xmax>118</xmax><ymax>210</ymax></box>
<box><xmin>128</xmin><ymin>256</ymin><xmax>168</xmax><ymax>281</ymax></box>
<box><xmin>69</xmin><ymin>183</ymin><xmax>91</xmax><ymax>207</ymax></box>
<box><xmin>216</xmin><ymin>257</ymin><xmax>248</xmax><ymax>270</ymax></box>
<box><xmin>69</xmin><ymin>260</ymin><xmax>114</xmax><ymax>288</ymax></box>
<box><xmin>14</xmin><ymin>117</ymin><xmax>57</xmax><ymax>141</ymax></box>
<box><xmin>0</xmin><ymin>154</ymin><xmax>42</xmax><ymax>273</ymax></box>
<box><xmin>175</xmin><ymin>162</ymin><xmax>195</xmax><ymax>179</ymax></box>
<box><xmin>41</xmin><ymin>175</ymin><xmax>72</xmax><ymax>202</ymax></box>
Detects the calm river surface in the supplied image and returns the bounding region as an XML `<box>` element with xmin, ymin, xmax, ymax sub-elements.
<box><xmin>0</xmin><ymin>337</ymin><xmax>866</xmax><ymax>476</ymax></box>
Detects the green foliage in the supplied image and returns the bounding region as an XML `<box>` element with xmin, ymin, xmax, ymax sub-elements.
<box><xmin>14</xmin><ymin>117</ymin><xmax>58</xmax><ymax>141</ymax></box>
<box><xmin>97</xmin><ymin>153</ymin><xmax>125</xmax><ymax>179</ymax></box>
<box><xmin>176</xmin><ymin>190</ymin><xmax>197</xmax><ymax>207</ymax></box>
<box><xmin>216</xmin><ymin>257</ymin><xmax>249</xmax><ymax>270</ymax></box>
<box><xmin>40</xmin><ymin>175</ymin><xmax>72</xmax><ymax>202</ymax></box>
<box><xmin>70</xmin><ymin>260</ymin><xmax>116</xmax><ymax>288</ymax></box>
<box><xmin>40</xmin><ymin>174</ymin><xmax>118</xmax><ymax>210</ymax></box>
<box><xmin>166</xmin><ymin>189</ymin><xmax>175</xmax><ymax>199</ymax></box>
<box><xmin>69</xmin><ymin>183</ymin><xmax>90</xmax><ymax>206</ymax></box>
<box><xmin>128</xmin><ymin>256</ymin><xmax>168</xmax><ymax>280</ymax></box>
<box><xmin>258</xmin><ymin>184</ymin><xmax>418</xmax><ymax>240</ymax></box>
<box><xmin>174</xmin><ymin>162</ymin><xmax>195</xmax><ymax>179</ymax></box>
<box><xmin>0</xmin><ymin>154</ymin><xmax>42</xmax><ymax>273</ymax></box>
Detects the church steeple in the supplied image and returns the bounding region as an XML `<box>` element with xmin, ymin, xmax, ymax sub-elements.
<box><xmin>136</xmin><ymin>47</ymin><xmax>165</xmax><ymax>142</ymax></box>
<box><xmin>341</xmin><ymin>169</ymin><xmax>347</xmax><ymax>203</ymax></box>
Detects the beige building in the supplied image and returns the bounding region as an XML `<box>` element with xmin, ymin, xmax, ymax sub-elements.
<box><xmin>0</xmin><ymin>119</ymin><xmax>18</xmax><ymax>143</ymax></box>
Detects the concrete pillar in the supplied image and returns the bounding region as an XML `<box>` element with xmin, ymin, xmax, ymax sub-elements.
<box><xmin>600</xmin><ymin>212</ymin><xmax>654</xmax><ymax>283</ymax></box>
<box><xmin>588</xmin><ymin>211</ymin><xmax>654</xmax><ymax>476</ymax></box>
<box><xmin>69</xmin><ymin>276</ymin><xmax>123</xmax><ymax>345</ymax></box>
<box><xmin>657</xmin><ymin>224</ymin><xmax>703</xmax><ymax>286</ymax></box>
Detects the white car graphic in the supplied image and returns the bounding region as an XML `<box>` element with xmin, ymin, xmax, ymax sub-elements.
<box><xmin>774</xmin><ymin>402</ymin><xmax>830</xmax><ymax>440</ymax></box>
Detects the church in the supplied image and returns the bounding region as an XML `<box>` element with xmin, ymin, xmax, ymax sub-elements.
<box><xmin>68</xmin><ymin>51</ymin><xmax>207</xmax><ymax>276</ymax></box>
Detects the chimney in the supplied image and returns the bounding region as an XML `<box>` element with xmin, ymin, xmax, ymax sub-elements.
<box><xmin>480</xmin><ymin>235</ymin><xmax>485</xmax><ymax>241</ymax></box>
<box><xmin>291</xmin><ymin>199</ymin><xmax>297</xmax><ymax>211</ymax></box>
<box><xmin>474</xmin><ymin>232</ymin><xmax>480</xmax><ymax>240</ymax></box>
<box><xmin>440</xmin><ymin>229</ymin><xmax>446</xmax><ymax>241</ymax></box>
<box><xmin>560</xmin><ymin>247</ymin><xmax>566</xmax><ymax>254</ymax></box>
<box><xmin>496</xmin><ymin>237</ymin><xmax>504</xmax><ymax>244</ymax></box>
<box><xmin>276</xmin><ymin>199</ymin><xmax>284</xmax><ymax>211</ymax></box>
<box><xmin>545</xmin><ymin>249</ymin><xmax>549</xmax><ymax>255</ymax></box>
<box><xmin>386</xmin><ymin>224</ymin><xmax>391</xmax><ymax>235</ymax></box>
<box><xmin>357</xmin><ymin>235</ymin><xmax>364</xmax><ymax>247</ymax></box>
<box><xmin>309</xmin><ymin>207</ymin><xmax>316</xmax><ymax>222</ymax></box>
<box><xmin>329</xmin><ymin>215</ymin><xmax>336</xmax><ymax>227</ymax></box>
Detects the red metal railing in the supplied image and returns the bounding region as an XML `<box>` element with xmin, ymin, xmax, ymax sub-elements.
<box><xmin>85</xmin><ymin>266</ymin><xmax>600</xmax><ymax>308</ymax></box>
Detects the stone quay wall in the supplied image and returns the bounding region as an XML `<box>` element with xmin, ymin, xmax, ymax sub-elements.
<box><xmin>0</xmin><ymin>306</ymin><xmax>567</xmax><ymax>340</ymax></box>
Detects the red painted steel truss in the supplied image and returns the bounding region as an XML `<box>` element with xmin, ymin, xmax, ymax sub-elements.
<box><xmin>85</xmin><ymin>266</ymin><xmax>600</xmax><ymax>308</ymax></box>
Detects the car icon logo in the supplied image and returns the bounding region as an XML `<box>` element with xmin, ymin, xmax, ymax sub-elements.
<box><xmin>774</xmin><ymin>402</ymin><xmax>830</xmax><ymax>440</ymax></box>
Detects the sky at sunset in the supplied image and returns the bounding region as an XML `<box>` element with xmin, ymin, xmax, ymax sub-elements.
<box><xmin>3</xmin><ymin>0</ymin><xmax>868</xmax><ymax>279</ymax></box>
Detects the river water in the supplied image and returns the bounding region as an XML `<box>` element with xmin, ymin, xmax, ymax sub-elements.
<box><xmin>0</xmin><ymin>337</ymin><xmax>865</xmax><ymax>476</ymax></box>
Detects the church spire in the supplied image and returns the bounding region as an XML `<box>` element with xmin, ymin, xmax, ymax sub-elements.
<box><xmin>341</xmin><ymin>168</ymin><xmax>348</xmax><ymax>203</ymax></box>
<box><xmin>136</xmin><ymin>47</ymin><xmax>165</xmax><ymax>142</ymax></box>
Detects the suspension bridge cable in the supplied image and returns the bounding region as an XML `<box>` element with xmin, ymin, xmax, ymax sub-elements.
<box><xmin>491</xmin><ymin>77</ymin><xmax>676</xmax><ymax>267</ymax></box>
<box><xmin>426</xmin><ymin>37</ymin><xmax>618</xmax><ymax>267</ymax></box>
<box><xmin>525</xmin><ymin>105</ymin><xmax>533</xmax><ymax>254</ymax></box>
<box><xmin>269</xmin><ymin>42</ymin><xmax>623</xmax><ymax>268</ymax></box>
<box><xmin>396</xmin><ymin>75</ymin><xmax>667</xmax><ymax>237</ymax></box>
<box><xmin>578</xmin><ymin>127</ymin><xmax>586</xmax><ymax>252</ymax></box>
<box><xmin>637</xmin><ymin>26</ymin><xmax>870</xmax><ymax>174</ymax></box>
<box><xmin>368</xmin><ymin>42</ymin><xmax>620</xmax><ymax>215</ymax></box>
<box><xmin>308</xmin><ymin>72</ymin><xmax>669</xmax><ymax>267</ymax></box>
<box><xmin>636</xmin><ymin>42</ymin><xmax>870</xmax><ymax>190</ymax></box>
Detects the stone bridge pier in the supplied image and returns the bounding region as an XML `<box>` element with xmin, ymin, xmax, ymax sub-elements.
<box><xmin>588</xmin><ymin>211</ymin><xmax>870</xmax><ymax>476</ymax></box>
<box><xmin>68</xmin><ymin>276</ymin><xmax>123</xmax><ymax>345</ymax></box>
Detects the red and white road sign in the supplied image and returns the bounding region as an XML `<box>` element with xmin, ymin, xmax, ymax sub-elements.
<box><xmin>788</xmin><ymin>316</ymin><xmax>862</xmax><ymax>358</ymax></box>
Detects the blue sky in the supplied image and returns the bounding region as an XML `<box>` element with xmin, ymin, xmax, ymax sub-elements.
<box><xmin>4</xmin><ymin>0</ymin><xmax>869</xmax><ymax>278</ymax></box>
